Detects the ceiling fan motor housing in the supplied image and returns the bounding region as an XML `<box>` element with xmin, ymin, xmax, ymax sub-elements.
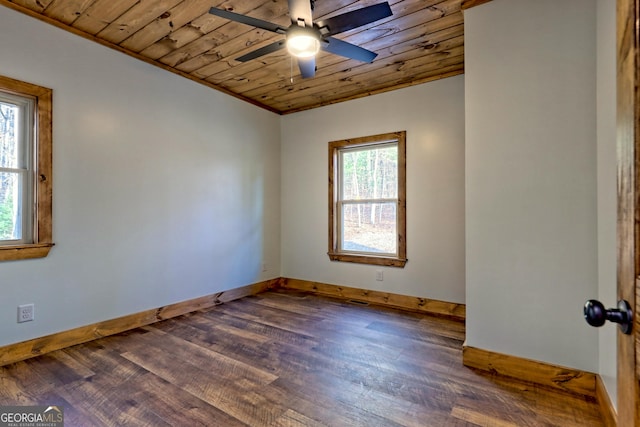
<box><xmin>286</xmin><ymin>27</ymin><xmax>321</xmax><ymax>58</ymax></box>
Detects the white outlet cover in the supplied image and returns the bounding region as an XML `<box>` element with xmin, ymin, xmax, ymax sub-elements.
<box><xmin>18</xmin><ymin>304</ymin><xmax>34</xmax><ymax>323</ymax></box>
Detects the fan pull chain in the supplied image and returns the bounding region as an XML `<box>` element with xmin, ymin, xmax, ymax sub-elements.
<box><xmin>290</xmin><ymin>56</ymin><xmax>294</xmax><ymax>84</ymax></box>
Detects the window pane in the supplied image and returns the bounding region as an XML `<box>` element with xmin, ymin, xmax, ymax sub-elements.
<box><xmin>0</xmin><ymin>101</ymin><xmax>19</xmax><ymax>168</ymax></box>
<box><xmin>342</xmin><ymin>145</ymin><xmax>397</xmax><ymax>200</ymax></box>
<box><xmin>0</xmin><ymin>171</ymin><xmax>23</xmax><ymax>241</ymax></box>
<box><xmin>341</xmin><ymin>202</ymin><xmax>396</xmax><ymax>254</ymax></box>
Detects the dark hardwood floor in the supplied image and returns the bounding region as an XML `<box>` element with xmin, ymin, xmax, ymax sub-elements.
<box><xmin>0</xmin><ymin>290</ymin><xmax>603</xmax><ymax>426</ymax></box>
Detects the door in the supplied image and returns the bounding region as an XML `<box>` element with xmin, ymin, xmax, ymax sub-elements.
<box><xmin>616</xmin><ymin>0</ymin><xmax>639</xmax><ymax>425</ymax></box>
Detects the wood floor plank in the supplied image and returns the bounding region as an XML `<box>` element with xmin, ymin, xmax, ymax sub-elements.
<box><xmin>119</xmin><ymin>333</ymin><xmax>286</xmax><ymax>425</ymax></box>
<box><xmin>450</xmin><ymin>406</ymin><xmax>521</xmax><ymax>427</ymax></box>
<box><xmin>142</xmin><ymin>326</ymin><xmax>277</xmax><ymax>383</ymax></box>
<box><xmin>271</xmin><ymin>408</ymin><xmax>328</xmax><ymax>427</ymax></box>
<box><xmin>267</xmin><ymin>376</ymin><xmax>410</xmax><ymax>427</ymax></box>
<box><xmin>0</xmin><ymin>290</ymin><xmax>604</xmax><ymax>426</ymax></box>
<box><xmin>133</xmin><ymin>374</ymin><xmax>247</xmax><ymax>427</ymax></box>
<box><xmin>0</xmin><ymin>371</ymin><xmax>35</xmax><ymax>403</ymax></box>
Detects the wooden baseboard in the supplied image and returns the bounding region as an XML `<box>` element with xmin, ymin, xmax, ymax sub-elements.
<box><xmin>280</xmin><ymin>277</ymin><xmax>465</xmax><ymax>320</ymax></box>
<box><xmin>462</xmin><ymin>344</ymin><xmax>597</xmax><ymax>398</ymax></box>
<box><xmin>0</xmin><ymin>278</ymin><xmax>280</xmax><ymax>367</ymax></box>
<box><xmin>1</xmin><ymin>277</ymin><xmax>464</xmax><ymax>366</ymax></box>
<box><xmin>2</xmin><ymin>276</ymin><xmax>616</xmax><ymax>423</ymax></box>
<box><xmin>596</xmin><ymin>375</ymin><xmax>617</xmax><ymax>427</ymax></box>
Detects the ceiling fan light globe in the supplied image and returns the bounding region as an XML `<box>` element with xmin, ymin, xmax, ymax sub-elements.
<box><xmin>286</xmin><ymin>34</ymin><xmax>320</xmax><ymax>58</ymax></box>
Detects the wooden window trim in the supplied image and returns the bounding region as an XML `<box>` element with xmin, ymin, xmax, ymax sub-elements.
<box><xmin>328</xmin><ymin>131</ymin><xmax>407</xmax><ymax>267</ymax></box>
<box><xmin>0</xmin><ymin>75</ymin><xmax>53</xmax><ymax>261</ymax></box>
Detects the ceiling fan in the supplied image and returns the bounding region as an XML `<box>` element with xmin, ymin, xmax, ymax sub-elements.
<box><xmin>208</xmin><ymin>0</ymin><xmax>393</xmax><ymax>78</ymax></box>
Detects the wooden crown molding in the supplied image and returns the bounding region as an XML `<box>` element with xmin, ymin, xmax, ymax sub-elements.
<box><xmin>461</xmin><ymin>0</ymin><xmax>494</xmax><ymax>11</ymax></box>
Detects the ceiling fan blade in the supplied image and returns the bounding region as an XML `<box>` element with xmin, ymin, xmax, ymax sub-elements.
<box><xmin>236</xmin><ymin>40</ymin><xmax>286</xmax><ymax>62</ymax></box>
<box><xmin>321</xmin><ymin>37</ymin><xmax>377</xmax><ymax>62</ymax></box>
<box><xmin>209</xmin><ymin>7</ymin><xmax>287</xmax><ymax>34</ymax></box>
<box><xmin>298</xmin><ymin>57</ymin><xmax>316</xmax><ymax>78</ymax></box>
<box><xmin>315</xmin><ymin>2</ymin><xmax>392</xmax><ymax>36</ymax></box>
<box><xmin>288</xmin><ymin>0</ymin><xmax>313</xmax><ymax>26</ymax></box>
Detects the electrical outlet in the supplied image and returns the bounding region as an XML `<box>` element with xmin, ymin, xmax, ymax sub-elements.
<box><xmin>18</xmin><ymin>304</ymin><xmax>34</xmax><ymax>323</ymax></box>
<box><xmin>262</xmin><ymin>262</ymin><xmax>268</xmax><ymax>272</ymax></box>
<box><xmin>376</xmin><ymin>270</ymin><xmax>384</xmax><ymax>281</ymax></box>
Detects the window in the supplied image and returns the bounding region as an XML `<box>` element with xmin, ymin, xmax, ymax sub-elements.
<box><xmin>0</xmin><ymin>75</ymin><xmax>53</xmax><ymax>261</ymax></box>
<box><xmin>328</xmin><ymin>131</ymin><xmax>407</xmax><ymax>267</ymax></box>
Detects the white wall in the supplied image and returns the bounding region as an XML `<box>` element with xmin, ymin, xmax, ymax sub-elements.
<box><xmin>281</xmin><ymin>76</ymin><xmax>465</xmax><ymax>303</ymax></box>
<box><xmin>465</xmin><ymin>0</ymin><xmax>598</xmax><ymax>371</ymax></box>
<box><xmin>597</xmin><ymin>0</ymin><xmax>617</xmax><ymax>407</ymax></box>
<box><xmin>0</xmin><ymin>6</ymin><xmax>281</xmax><ymax>346</ymax></box>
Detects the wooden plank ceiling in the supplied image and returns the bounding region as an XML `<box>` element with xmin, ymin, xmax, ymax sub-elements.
<box><xmin>0</xmin><ymin>0</ymin><xmax>474</xmax><ymax>114</ymax></box>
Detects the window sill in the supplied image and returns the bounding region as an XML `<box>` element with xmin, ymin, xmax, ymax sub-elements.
<box><xmin>328</xmin><ymin>252</ymin><xmax>407</xmax><ymax>267</ymax></box>
<box><xmin>0</xmin><ymin>243</ymin><xmax>54</xmax><ymax>261</ymax></box>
